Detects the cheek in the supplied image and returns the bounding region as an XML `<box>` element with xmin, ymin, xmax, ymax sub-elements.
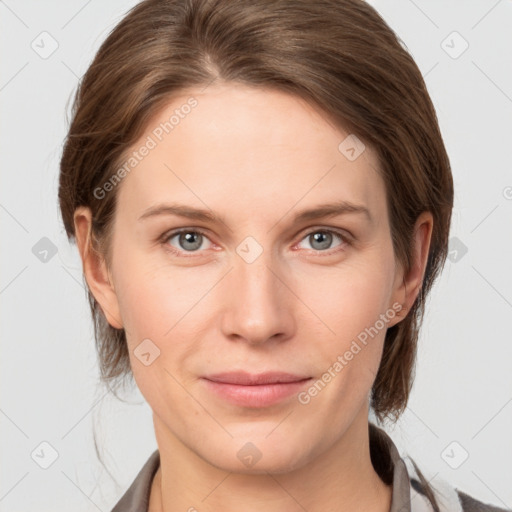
<box><xmin>112</xmin><ymin>247</ymin><xmax>198</xmax><ymax>338</ymax></box>
<box><xmin>112</xmin><ymin>252</ymin><xmax>218</xmax><ymax>396</ymax></box>
<box><xmin>296</xmin><ymin>266</ymin><xmax>394</xmax><ymax>412</ymax></box>
<box><xmin>113</xmin><ymin>233</ymin><xmax>396</xmax><ymax>365</ymax></box>
<box><xmin>295</xmin><ymin>255</ymin><xmax>395</xmax><ymax>339</ymax></box>
<box><xmin>291</xmin><ymin>252</ymin><xmax>396</xmax><ymax>402</ymax></box>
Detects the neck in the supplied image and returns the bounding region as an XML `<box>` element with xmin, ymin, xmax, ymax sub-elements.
<box><xmin>149</xmin><ymin>411</ymin><xmax>392</xmax><ymax>512</ymax></box>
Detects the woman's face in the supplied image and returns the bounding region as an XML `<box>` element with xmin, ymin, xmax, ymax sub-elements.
<box><xmin>93</xmin><ymin>83</ymin><xmax>414</xmax><ymax>472</ymax></box>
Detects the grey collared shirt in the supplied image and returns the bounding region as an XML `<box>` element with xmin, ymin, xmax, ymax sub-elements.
<box><xmin>110</xmin><ymin>423</ymin><xmax>509</xmax><ymax>512</ymax></box>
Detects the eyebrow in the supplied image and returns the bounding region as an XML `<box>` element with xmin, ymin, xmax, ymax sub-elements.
<box><xmin>137</xmin><ymin>200</ymin><xmax>372</xmax><ymax>226</ymax></box>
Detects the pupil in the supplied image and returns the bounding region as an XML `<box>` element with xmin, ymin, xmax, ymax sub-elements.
<box><xmin>181</xmin><ymin>232</ymin><xmax>201</xmax><ymax>251</ymax></box>
<box><xmin>312</xmin><ymin>231</ymin><xmax>331</xmax><ymax>250</ymax></box>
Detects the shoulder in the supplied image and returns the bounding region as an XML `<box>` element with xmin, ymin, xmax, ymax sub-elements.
<box><xmin>367</xmin><ymin>424</ymin><xmax>510</xmax><ymax>512</ymax></box>
<box><xmin>110</xmin><ymin>449</ymin><xmax>160</xmax><ymax>512</ymax></box>
<box><xmin>410</xmin><ymin>474</ymin><xmax>511</xmax><ymax>512</ymax></box>
<box><xmin>406</xmin><ymin>456</ymin><xmax>510</xmax><ymax>512</ymax></box>
<box><xmin>455</xmin><ymin>488</ymin><xmax>511</xmax><ymax>512</ymax></box>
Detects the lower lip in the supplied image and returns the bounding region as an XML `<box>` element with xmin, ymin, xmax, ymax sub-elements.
<box><xmin>202</xmin><ymin>378</ymin><xmax>312</xmax><ymax>407</ymax></box>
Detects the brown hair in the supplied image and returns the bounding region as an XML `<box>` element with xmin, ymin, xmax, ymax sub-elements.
<box><xmin>59</xmin><ymin>0</ymin><xmax>452</xmax><ymax>437</ymax></box>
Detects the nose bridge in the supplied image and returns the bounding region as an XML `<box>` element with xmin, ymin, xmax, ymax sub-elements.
<box><xmin>220</xmin><ymin>237</ymin><xmax>294</xmax><ymax>343</ymax></box>
<box><xmin>234</xmin><ymin>238</ymin><xmax>282</xmax><ymax>307</ymax></box>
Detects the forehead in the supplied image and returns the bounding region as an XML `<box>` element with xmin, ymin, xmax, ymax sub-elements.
<box><xmin>114</xmin><ymin>82</ymin><xmax>386</xmax><ymax>225</ymax></box>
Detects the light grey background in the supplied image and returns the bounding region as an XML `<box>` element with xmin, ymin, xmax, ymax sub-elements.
<box><xmin>1</xmin><ymin>1</ymin><xmax>511</xmax><ymax>510</ymax></box>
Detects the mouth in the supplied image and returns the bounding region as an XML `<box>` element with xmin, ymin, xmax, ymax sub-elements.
<box><xmin>201</xmin><ymin>371</ymin><xmax>312</xmax><ymax>407</ymax></box>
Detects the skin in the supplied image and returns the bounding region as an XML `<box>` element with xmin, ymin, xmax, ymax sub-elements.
<box><xmin>74</xmin><ymin>82</ymin><xmax>433</xmax><ymax>512</ymax></box>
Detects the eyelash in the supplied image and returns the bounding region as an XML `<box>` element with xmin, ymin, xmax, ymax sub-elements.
<box><xmin>159</xmin><ymin>227</ymin><xmax>352</xmax><ymax>258</ymax></box>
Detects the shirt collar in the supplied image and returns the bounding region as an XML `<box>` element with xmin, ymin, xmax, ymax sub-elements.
<box><xmin>369</xmin><ymin>422</ymin><xmax>413</xmax><ymax>512</ymax></box>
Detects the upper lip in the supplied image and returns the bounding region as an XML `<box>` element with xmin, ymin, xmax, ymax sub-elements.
<box><xmin>203</xmin><ymin>371</ymin><xmax>311</xmax><ymax>385</ymax></box>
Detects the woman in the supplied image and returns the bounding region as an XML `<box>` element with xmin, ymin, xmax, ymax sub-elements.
<box><xmin>58</xmin><ymin>0</ymin><xmax>510</xmax><ymax>511</ymax></box>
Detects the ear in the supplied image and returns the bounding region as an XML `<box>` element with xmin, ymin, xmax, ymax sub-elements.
<box><xmin>387</xmin><ymin>211</ymin><xmax>433</xmax><ymax>327</ymax></box>
<box><xmin>73</xmin><ymin>206</ymin><xmax>124</xmax><ymax>329</ymax></box>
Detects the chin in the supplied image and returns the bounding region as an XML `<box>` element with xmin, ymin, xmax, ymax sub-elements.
<box><xmin>198</xmin><ymin>434</ymin><xmax>314</xmax><ymax>475</ymax></box>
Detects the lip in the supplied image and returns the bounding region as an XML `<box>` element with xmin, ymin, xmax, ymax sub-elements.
<box><xmin>201</xmin><ymin>371</ymin><xmax>312</xmax><ymax>407</ymax></box>
<box><xmin>203</xmin><ymin>371</ymin><xmax>310</xmax><ymax>385</ymax></box>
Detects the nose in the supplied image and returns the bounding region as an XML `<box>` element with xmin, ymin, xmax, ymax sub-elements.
<box><xmin>219</xmin><ymin>249</ymin><xmax>296</xmax><ymax>346</ymax></box>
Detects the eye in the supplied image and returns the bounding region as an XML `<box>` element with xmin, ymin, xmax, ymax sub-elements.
<box><xmin>160</xmin><ymin>227</ymin><xmax>350</xmax><ymax>257</ymax></box>
<box><xmin>163</xmin><ymin>229</ymin><xmax>213</xmax><ymax>255</ymax></box>
<box><xmin>295</xmin><ymin>228</ymin><xmax>349</xmax><ymax>254</ymax></box>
